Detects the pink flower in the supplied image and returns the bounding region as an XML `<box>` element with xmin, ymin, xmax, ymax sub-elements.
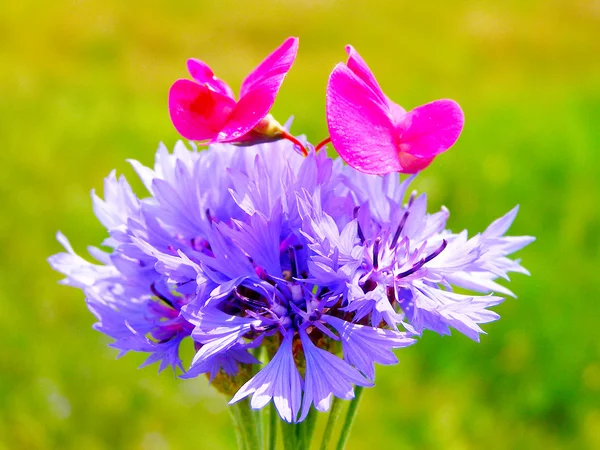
<box><xmin>326</xmin><ymin>46</ymin><xmax>464</xmax><ymax>174</ymax></box>
<box><xmin>169</xmin><ymin>37</ymin><xmax>299</xmax><ymax>144</ymax></box>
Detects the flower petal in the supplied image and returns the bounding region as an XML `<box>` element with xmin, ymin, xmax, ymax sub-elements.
<box><xmin>169</xmin><ymin>79</ymin><xmax>236</xmax><ymax>141</ymax></box>
<box><xmin>397</xmin><ymin>153</ymin><xmax>435</xmax><ymax>173</ymax></box>
<box><xmin>182</xmin><ymin>344</ymin><xmax>260</xmax><ymax>380</ymax></box>
<box><xmin>239</xmin><ymin>37</ymin><xmax>299</xmax><ymax>98</ymax></box>
<box><xmin>299</xmin><ymin>329</ymin><xmax>372</xmax><ymax>421</ymax></box>
<box><xmin>326</xmin><ymin>63</ymin><xmax>400</xmax><ymax>175</ymax></box>
<box><xmin>185</xmin><ymin>308</ymin><xmax>260</xmax><ymax>362</ymax></box>
<box><xmin>344</xmin><ymin>45</ymin><xmax>389</xmax><ymax>109</ymax></box>
<box><xmin>230</xmin><ymin>336</ymin><xmax>302</xmax><ymax>422</ymax></box>
<box><xmin>396</xmin><ymin>99</ymin><xmax>464</xmax><ymax>158</ymax></box>
<box><xmin>323</xmin><ymin>315</ymin><xmax>415</xmax><ymax>380</ymax></box>
<box><xmin>187</xmin><ymin>59</ymin><xmax>235</xmax><ymax>99</ymax></box>
<box><xmin>217</xmin><ymin>37</ymin><xmax>299</xmax><ymax>142</ymax></box>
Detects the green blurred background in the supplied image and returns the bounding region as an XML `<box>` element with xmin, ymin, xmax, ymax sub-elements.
<box><xmin>1</xmin><ymin>0</ymin><xmax>599</xmax><ymax>448</ymax></box>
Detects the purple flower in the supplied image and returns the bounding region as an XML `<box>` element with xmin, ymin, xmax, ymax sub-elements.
<box><xmin>49</xmin><ymin>136</ymin><xmax>533</xmax><ymax>422</ymax></box>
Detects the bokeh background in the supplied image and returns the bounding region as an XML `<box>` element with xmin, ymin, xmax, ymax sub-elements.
<box><xmin>1</xmin><ymin>0</ymin><xmax>599</xmax><ymax>448</ymax></box>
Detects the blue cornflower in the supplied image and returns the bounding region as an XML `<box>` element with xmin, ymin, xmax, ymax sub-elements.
<box><xmin>49</xmin><ymin>137</ymin><xmax>533</xmax><ymax>422</ymax></box>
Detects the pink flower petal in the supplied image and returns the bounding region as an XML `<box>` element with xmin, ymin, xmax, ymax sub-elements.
<box><xmin>395</xmin><ymin>99</ymin><xmax>464</xmax><ymax>158</ymax></box>
<box><xmin>397</xmin><ymin>153</ymin><xmax>435</xmax><ymax>173</ymax></box>
<box><xmin>345</xmin><ymin>45</ymin><xmax>389</xmax><ymax>110</ymax></box>
<box><xmin>326</xmin><ymin>63</ymin><xmax>401</xmax><ymax>175</ymax></box>
<box><xmin>187</xmin><ymin>59</ymin><xmax>235</xmax><ymax>99</ymax></box>
<box><xmin>216</xmin><ymin>37</ymin><xmax>299</xmax><ymax>142</ymax></box>
<box><xmin>186</xmin><ymin>59</ymin><xmax>214</xmax><ymax>83</ymax></box>
<box><xmin>387</xmin><ymin>100</ymin><xmax>407</xmax><ymax>123</ymax></box>
<box><xmin>240</xmin><ymin>37</ymin><xmax>299</xmax><ymax>98</ymax></box>
<box><xmin>169</xmin><ymin>79</ymin><xmax>236</xmax><ymax>141</ymax></box>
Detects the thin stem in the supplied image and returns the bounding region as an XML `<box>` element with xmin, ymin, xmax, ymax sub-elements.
<box><xmin>230</xmin><ymin>400</ymin><xmax>261</xmax><ymax>450</ymax></box>
<box><xmin>280</xmin><ymin>420</ymin><xmax>298</xmax><ymax>450</ymax></box>
<box><xmin>282</xmin><ymin>131</ymin><xmax>308</xmax><ymax>156</ymax></box>
<box><xmin>315</xmin><ymin>137</ymin><xmax>331</xmax><ymax>152</ymax></box>
<box><xmin>256</xmin><ymin>402</ymin><xmax>264</xmax><ymax>450</ymax></box>
<box><xmin>320</xmin><ymin>397</ymin><xmax>344</xmax><ymax>450</ymax></box>
<box><xmin>250</xmin><ymin>347</ymin><xmax>264</xmax><ymax>450</ymax></box>
<box><xmin>296</xmin><ymin>420</ymin><xmax>304</xmax><ymax>450</ymax></box>
<box><xmin>229</xmin><ymin>402</ymin><xmax>248</xmax><ymax>450</ymax></box>
<box><xmin>335</xmin><ymin>387</ymin><xmax>364</xmax><ymax>450</ymax></box>
<box><xmin>267</xmin><ymin>403</ymin><xmax>278</xmax><ymax>450</ymax></box>
<box><xmin>304</xmin><ymin>408</ymin><xmax>318</xmax><ymax>449</ymax></box>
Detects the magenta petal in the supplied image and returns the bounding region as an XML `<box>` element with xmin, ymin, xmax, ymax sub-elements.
<box><xmin>397</xmin><ymin>153</ymin><xmax>435</xmax><ymax>173</ymax></box>
<box><xmin>187</xmin><ymin>59</ymin><xmax>214</xmax><ymax>83</ymax></box>
<box><xmin>168</xmin><ymin>79</ymin><xmax>236</xmax><ymax>141</ymax></box>
<box><xmin>215</xmin><ymin>91</ymin><xmax>270</xmax><ymax>142</ymax></box>
<box><xmin>326</xmin><ymin>63</ymin><xmax>401</xmax><ymax>175</ymax></box>
<box><xmin>344</xmin><ymin>45</ymin><xmax>389</xmax><ymax>109</ymax></box>
<box><xmin>396</xmin><ymin>99</ymin><xmax>464</xmax><ymax>158</ymax></box>
<box><xmin>216</xmin><ymin>37</ymin><xmax>299</xmax><ymax>142</ymax></box>
<box><xmin>388</xmin><ymin>100</ymin><xmax>407</xmax><ymax>123</ymax></box>
<box><xmin>240</xmin><ymin>37</ymin><xmax>299</xmax><ymax>98</ymax></box>
<box><xmin>187</xmin><ymin>59</ymin><xmax>235</xmax><ymax>99</ymax></box>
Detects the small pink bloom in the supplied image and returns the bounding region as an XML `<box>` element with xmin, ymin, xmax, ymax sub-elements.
<box><xmin>169</xmin><ymin>37</ymin><xmax>299</xmax><ymax>144</ymax></box>
<box><xmin>326</xmin><ymin>46</ymin><xmax>464</xmax><ymax>174</ymax></box>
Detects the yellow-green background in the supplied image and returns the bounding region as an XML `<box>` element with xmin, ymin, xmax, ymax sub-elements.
<box><xmin>1</xmin><ymin>1</ymin><xmax>599</xmax><ymax>448</ymax></box>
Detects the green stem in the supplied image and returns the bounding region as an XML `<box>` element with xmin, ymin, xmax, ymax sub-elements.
<box><xmin>335</xmin><ymin>387</ymin><xmax>364</xmax><ymax>450</ymax></box>
<box><xmin>296</xmin><ymin>420</ymin><xmax>304</xmax><ymax>449</ymax></box>
<box><xmin>320</xmin><ymin>398</ymin><xmax>344</xmax><ymax>450</ymax></box>
<box><xmin>277</xmin><ymin>408</ymin><xmax>318</xmax><ymax>450</ymax></box>
<box><xmin>304</xmin><ymin>408</ymin><xmax>318</xmax><ymax>448</ymax></box>
<box><xmin>280</xmin><ymin>420</ymin><xmax>298</xmax><ymax>450</ymax></box>
<box><xmin>229</xmin><ymin>402</ymin><xmax>248</xmax><ymax>450</ymax></box>
<box><xmin>256</xmin><ymin>403</ymin><xmax>264</xmax><ymax>450</ymax></box>
<box><xmin>267</xmin><ymin>403</ymin><xmax>278</xmax><ymax>450</ymax></box>
<box><xmin>230</xmin><ymin>400</ymin><xmax>261</xmax><ymax>450</ymax></box>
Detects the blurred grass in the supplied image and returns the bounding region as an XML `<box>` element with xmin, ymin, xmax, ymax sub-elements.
<box><xmin>1</xmin><ymin>0</ymin><xmax>599</xmax><ymax>448</ymax></box>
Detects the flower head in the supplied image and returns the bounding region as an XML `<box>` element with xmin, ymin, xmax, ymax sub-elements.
<box><xmin>50</xmin><ymin>37</ymin><xmax>533</xmax><ymax>426</ymax></box>
<box><xmin>169</xmin><ymin>37</ymin><xmax>299</xmax><ymax>145</ymax></box>
<box><xmin>50</xmin><ymin>139</ymin><xmax>532</xmax><ymax>422</ymax></box>
<box><xmin>326</xmin><ymin>46</ymin><xmax>464</xmax><ymax>174</ymax></box>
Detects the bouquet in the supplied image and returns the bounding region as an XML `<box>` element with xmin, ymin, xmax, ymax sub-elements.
<box><xmin>50</xmin><ymin>37</ymin><xmax>533</xmax><ymax>449</ymax></box>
